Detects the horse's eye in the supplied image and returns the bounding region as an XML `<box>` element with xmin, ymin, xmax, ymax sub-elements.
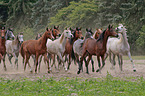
<box><xmin>66</xmin><ymin>32</ymin><xmax>68</xmax><ymax>33</ymax></box>
<box><xmin>48</xmin><ymin>33</ymin><xmax>50</xmax><ymax>35</ymax></box>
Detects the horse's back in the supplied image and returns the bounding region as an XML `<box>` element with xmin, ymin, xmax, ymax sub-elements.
<box><xmin>73</xmin><ymin>39</ymin><xmax>83</xmax><ymax>56</ymax></box>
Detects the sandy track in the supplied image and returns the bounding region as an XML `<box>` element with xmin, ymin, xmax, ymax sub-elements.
<box><xmin>0</xmin><ymin>55</ymin><xmax>144</xmax><ymax>80</ymax></box>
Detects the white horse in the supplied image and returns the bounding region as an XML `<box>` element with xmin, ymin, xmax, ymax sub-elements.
<box><xmin>5</xmin><ymin>33</ymin><xmax>23</xmax><ymax>69</ymax></box>
<box><xmin>46</xmin><ymin>28</ymin><xmax>73</xmax><ymax>71</ymax></box>
<box><xmin>105</xmin><ymin>24</ymin><xmax>136</xmax><ymax>72</ymax></box>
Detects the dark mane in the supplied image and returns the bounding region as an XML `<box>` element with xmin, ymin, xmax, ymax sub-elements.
<box><xmin>69</xmin><ymin>30</ymin><xmax>76</xmax><ymax>44</ymax></box>
<box><xmin>96</xmin><ymin>29</ymin><xmax>106</xmax><ymax>42</ymax></box>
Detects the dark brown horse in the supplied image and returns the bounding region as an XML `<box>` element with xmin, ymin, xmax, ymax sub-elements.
<box><xmin>63</xmin><ymin>27</ymin><xmax>83</xmax><ymax>69</ymax></box>
<box><xmin>77</xmin><ymin>25</ymin><xmax>118</xmax><ymax>74</ymax></box>
<box><xmin>20</xmin><ymin>28</ymin><xmax>54</xmax><ymax>73</ymax></box>
<box><xmin>0</xmin><ymin>27</ymin><xmax>6</xmax><ymax>71</ymax></box>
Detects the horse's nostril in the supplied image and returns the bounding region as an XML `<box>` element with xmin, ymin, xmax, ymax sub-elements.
<box><xmin>59</xmin><ymin>34</ymin><xmax>61</xmax><ymax>37</ymax></box>
<box><xmin>81</xmin><ymin>37</ymin><xmax>84</xmax><ymax>39</ymax></box>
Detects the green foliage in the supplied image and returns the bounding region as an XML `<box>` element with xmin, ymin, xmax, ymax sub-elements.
<box><xmin>1</xmin><ymin>76</ymin><xmax>145</xmax><ymax>95</ymax></box>
<box><xmin>50</xmin><ymin>0</ymin><xmax>98</xmax><ymax>29</ymax></box>
<box><xmin>14</xmin><ymin>26</ymin><xmax>35</xmax><ymax>40</ymax></box>
<box><xmin>136</xmin><ymin>25</ymin><xmax>145</xmax><ymax>52</ymax></box>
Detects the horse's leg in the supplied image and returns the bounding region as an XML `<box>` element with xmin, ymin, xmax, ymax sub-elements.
<box><xmin>104</xmin><ymin>53</ymin><xmax>108</xmax><ymax>61</ymax></box>
<box><xmin>110</xmin><ymin>53</ymin><xmax>116</xmax><ymax>69</ymax></box>
<box><xmin>24</xmin><ymin>53</ymin><xmax>30</xmax><ymax>71</ymax></box>
<box><xmin>96</xmin><ymin>56</ymin><xmax>101</xmax><ymax>73</ymax></box>
<box><xmin>67</xmin><ymin>54</ymin><xmax>71</xmax><ymax>70</ymax></box>
<box><xmin>57</xmin><ymin>52</ymin><xmax>67</xmax><ymax>71</ymax></box>
<box><xmin>32</xmin><ymin>55</ymin><xmax>35</xmax><ymax>66</ymax></box>
<box><xmin>3</xmin><ymin>54</ymin><xmax>6</xmax><ymax>71</ymax></box>
<box><xmin>97</xmin><ymin>55</ymin><xmax>106</xmax><ymax>73</ymax></box>
<box><xmin>43</xmin><ymin>53</ymin><xmax>51</xmax><ymax>73</ymax></box>
<box><xmin>12</xmin><ymin>52</ymin><xmax>18</xmax><ymax>69</ymax></box>
<box><xmin>91</xmin><ymin>57</ymin><xmax>95</xmax><ymax>72</ymax></box>
<box><xmin>117</xmin><ymin>55</ymin><xmax>122</xmax><ymax>71</ymax></box>
<box><xmin>52</xmin><ymin>54</ymin><xmax>57</xmax><ymax>69</ymax></box>
<box><xmin>7</xmin><ymin>54</ymin><xmax>13</xmax><ymax>66</ymax></box>
<box><xmin>127</xmin><ymin>52</ymin><xmax>136</xmax><ymax>72</ymax></box>
<box><xmin>35</xmin><ymin>53</ymin><xmax>40</xmax><ymax>73</ymax></box>
<box><xmin>86</xmin><ymin>55</ymin><xmax>92</xmax><ymax>74</ymax></box>
<box><xmin>77</xmin><ymin>51</ymin><xmax>87</xmax><ymax>74</ymax></box>
<box><xmin>38</xmin><ymin>55</ymin><xmax>42</xmax><ymax>72</ymax></box>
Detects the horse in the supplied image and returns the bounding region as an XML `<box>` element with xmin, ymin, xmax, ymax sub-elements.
<box><xmin>93</xmin><ymin>28</ymin><xmax>102</xmax><ymax>39</ymax></box>
<box><xmin>20</xmin><ymin>28</ymin><xmax>54</xmax><ymax>73</ymax></box>
<box><xmin>0</xmin><ymin>27</ymin><xmax>6</xmax><ymax>71</ymax></box>
<box><xmin>63</xmin><ymin>27</ymin><xmax>83</xmax><ymax>70</ymax></box>
<box><xmin>46</xmin><ymin>28</ymin><xmax>73</xmax><ymax>71</ymax></box>
<box><xmin>52</xmin><ymin>26</ymin><xmax>61</xmax><ymax>39</ymax></box>
<box><xmin>5</xmin><ymin>34</ymin><xmax>23</xmax><ymax>69</ymax></box>
<box><xmin>105</xmin><ymin>24</ymin><xmax>136</xmax><ymax>72</ymax></box>
<box><xmin>5</xmin><ymin>28</ymin><xmax>15</xmax><ymax>40</ymax></box>
<box><xmin>77</xmin><ymin>25</ymin><xmax>118</xmax><ymax>74</ymax></box>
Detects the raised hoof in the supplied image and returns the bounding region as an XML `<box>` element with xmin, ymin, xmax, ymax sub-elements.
<box><xmin>48</xmin><ymin>71</ymin><xmax>51</xmax><ymax>73</ymax></box>
<box><xmin>96</xmin><ymin>69</ymin><xmax>99</xmax><ymax>72</ymax></box>
<box><xmin>77</xmin><ymin>70</ymin><xmax>80</xmax><ymax>74</ymax></box>
<box><xmin>133</xmin><ymin>69</ymin><xmax>136</xmax><ymax>72</ymax></box>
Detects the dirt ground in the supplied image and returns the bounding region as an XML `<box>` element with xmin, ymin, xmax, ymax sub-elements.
<box><xmin>0</xmin><ymin>55</ymin><xmax>145</xmax><ymax>80</ymax></box>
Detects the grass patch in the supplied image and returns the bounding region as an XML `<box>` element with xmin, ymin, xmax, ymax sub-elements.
<box><xmin>0</xmin><ymin>73</ymin><xmax>145</xmax><ymax>95</ymax></box>
<box><xmin>123</xmin><ymin>56</ymin><xmax>145</xmax><ymax>60</ymax></box>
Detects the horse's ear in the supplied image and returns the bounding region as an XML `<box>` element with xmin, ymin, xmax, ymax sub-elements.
<box><xmin>46</xmin><ymin>28</ymin><xmax>48</xmax><ymax>31</ymax></box>
<box><xmin>69</xmin><ymin>27</ymin><xmax>72</xmax><ymax>31</ymax></box>
<box><xmin>57</xmin><ymin>26</ymin><xmax>59</xmax><ymax>29</ymax></box>
<box><xmin>76</xmin><ymin>27</ymin><xmax>78</xmax><ymax>30</ymax></box>
<box><xmin>111</xmin><ymin>25</ymin><xmax>113</xmax><ymax>28</ymax></box>
<box><xmin>65</xmin><ymin>27</ymin><xmax>67</xmax><ymax>30</ymax></box>
<box><xmin>108</xmin><ymin>25</ymin><xmax>111</xmax><ymax>29</ymax></box>
<box><xmin>54</xmin><ymin>26</ymin><xmax>56</xmax><ymax>29</ymax></box>
<box><xmin>86</xmin><ymin>28</ymin><xmax>88</xmax><ymax>32</ymax></box>
<box><xmin>50</xmin><ymin>28</ymin><xmax>52</xmax><ymax>31</ymax></box>
<box><xmin>96</xmin><ymin>28</ymin><xmax>98</xmax><ymax>30</ymax></box>
<box><xmin>79</xmin><ymin>27</ymin><xmax>81</xmax><ymax>30</ymax></box>
<box><xmin>101</xmin><ymin>28</ymin><xmax>103</xmax><ymax>30</ymax></box>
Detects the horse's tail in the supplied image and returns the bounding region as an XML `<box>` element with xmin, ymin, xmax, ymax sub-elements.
<box><xmin>20</xmin><ymin>43</ymin><xmax>24</xmax><ymax>58</ymax></box>
<box><xmin>71</xmin><ymin>47</ymin><xmax>76</xmax><ymax>61</ymax></box>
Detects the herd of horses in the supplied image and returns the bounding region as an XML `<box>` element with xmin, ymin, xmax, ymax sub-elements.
<box><xmin>0</xmin><ymin>24</ymin><xmax>136</xmax><ymax>74</ymax></box>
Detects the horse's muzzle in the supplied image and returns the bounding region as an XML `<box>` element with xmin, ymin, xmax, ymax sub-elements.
<box><xmin>116</xmin><ymin>34</ymin><xmax>119</xmax><ymax>37</ymax></box>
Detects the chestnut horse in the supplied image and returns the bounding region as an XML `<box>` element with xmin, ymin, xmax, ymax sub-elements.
<box><xmin>63</xmin><ymin>27</ymin><xmax>83</xmax><ymax>70</ymax></box>
<box><xmin>20</xmin><ymin>28</ymin><xmax>54</xmax><ymax>73</ymax></box>
<box><xmin>0</xmin><ymin>27</ymin><xmax>6</xmax><ymax>71</ymax></box>
<box><xmin>77</xmin><ymin>25</ymin><xmax>118</xmax><ymax>74</ymax></box>
<box><xmin>52</xmin><ymin>26</ymin><xmax>61</xmax><ymax>39</ymax></box>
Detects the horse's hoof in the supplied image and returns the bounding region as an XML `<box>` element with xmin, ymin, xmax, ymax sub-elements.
<box><xmin>133</xmin><ymin>69</ymin><xmax>136</xmax><ymax>72</ymax></box>
<box><xmin>77</xmin><ymin>71</ymin><xmax>80</xmax><ymax>74</ymax></box>
<box><xmin>96</xmin><ymin>69</ymin><xmax>99</xmax><ymax>72</ymax></box>
<box><xmin>86</xmin><ymin>72</ymin><xmax>89</xmax><ymax>74</ymax></box>
<box><xmin>48</xmin><ymin>71</ymin><xmax>51</xmax><ymax>73</ymax></box>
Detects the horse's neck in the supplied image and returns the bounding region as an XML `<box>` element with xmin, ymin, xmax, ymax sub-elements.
<box><xmin>101</xmin><ymin>34</ymin><xmax>109</xmax><ymax>50</ymax></box>
<box><xmin>0</xmin><ymin>38</ymin><xmax>5</xmax><ymax>46</ymax></box>
<box><xmin>59</xmin><ymin>33</ymin><xmax>67</xmax><ymax>48</ymax></box>
<box><xmin>39</xmin><ymin>34</ymin><xmax>47</xmax><ymax>48</ymax></box>
<box><xmin>119</xmin><ymin>33</ymin><xmax>129</xmax><ymax>47</ymax></box>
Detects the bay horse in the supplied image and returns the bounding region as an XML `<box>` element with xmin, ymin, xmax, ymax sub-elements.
<box><xmin>5</xmin><ymin>33</ymin><xmax>23</xmax><ymax>69</ymax></box>
<box><xmin>105</xmin><ymin>24</ymin><xmax>136</xmax><ymax>72</ymax></box>
<box><xmin>0</xmin><ymin>27</ymin><xmax>6</xmax><ymax>71</ymax></box>
<box><xmin>46</xmin><ymin>28</ymin><xmax>73</xmax><ymax>71</ymax></box>
<box><xmin>63</xmin><ymin>27</ymin><xmax>83</xmax><ymax>70</ymax></box>
<box><xmin>77</xmin><ymin>25</ymin><xmax>118</xmax><ymax>74</ymax></box>
<box><xmin>20</xmin><ymin>28</ymin><xmax>54</xmax><ymax>73</ymax></box>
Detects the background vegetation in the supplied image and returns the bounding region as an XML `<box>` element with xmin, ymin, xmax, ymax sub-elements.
<box><xmin>0</xmin><ymin>0</ymin><xmax>145</xmax><ymax>55</ymax></box>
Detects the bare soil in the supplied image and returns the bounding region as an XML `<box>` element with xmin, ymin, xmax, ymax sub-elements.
<box><xmin>0</xmin><ymin>56</ymin><xmax>144</xmax><ymax>80</ymax></box>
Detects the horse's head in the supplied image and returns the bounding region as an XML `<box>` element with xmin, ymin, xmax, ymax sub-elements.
<box><xmin>75</xmin><ymin>27</ymin><xmax>84</xmax><ymax>39</ymax></box>
<box><xmin>18</xmin><ymin>32</ymin><xmax>24</xmax><ymax>46</ymax></box>
<box><xmin>6</xmin><ymin>28</ymin><xmax>15</xmax><ymax>40</ymax></box>
<box><xmin>36</xmin><ymin>33</ymin><xmax>42</xmax><ymax>40</ymax></box>
<box><xmin>45</xmin><ymin>28</ymin><xmax>54</xmax><ymax>40</ymax></box>
<box><xmin>94</xmin><ymin>28</ymin><xmax>103</xmax><ymax>39</ymax></box>
<box><xmin>106</xmin><ymin>25</ymin><xmax>118</xmax><ymax>37</ymax></box>
<box><xmin>64</xmin><ymin>28</ymin><xmax>73</xmax><ymax>39</ymax></box>
<box><xmin>0</xmin><ymin>27</ymin><xmax>6</xmax><ymax>39</ymax></box>
<box><xmin>116</xmin><ymin>24</ymin><xmax>126</xmax><ymax>33</ymax></box>
<box><xmin>85</xmin><ymin>28</ymin><xmax>93</xmax><ymax>38</ymax></box>
<box><xmin>52</xmin><ymin>26</ymin><xmax>61</xmax><ymax>39</ymax></box>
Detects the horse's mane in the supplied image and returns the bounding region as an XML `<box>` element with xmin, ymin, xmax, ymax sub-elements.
<box><xmin>69</xmin><ymin>30</ymin><xmax>76</xmax><ymax>44</ymax></box>
<box><xmin>60</xmin><ymin>32</ymin><xmax>64</xmax><ymax>44</ymax></box>
<box><xmin>96</xmin><ymin>29</ymin><xmax>106</xmax><ymax>42</ymax></box>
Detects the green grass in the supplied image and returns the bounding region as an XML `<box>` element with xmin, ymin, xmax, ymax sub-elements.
<box><xmin>0</xmin><ymin>73</ymin><xmax>145</xmax><ymax>96</ymax></box>
<box><xmin>123</xmin><ymin>56</ymin><xmax>145</xmax><ymax>60</ymax></box>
